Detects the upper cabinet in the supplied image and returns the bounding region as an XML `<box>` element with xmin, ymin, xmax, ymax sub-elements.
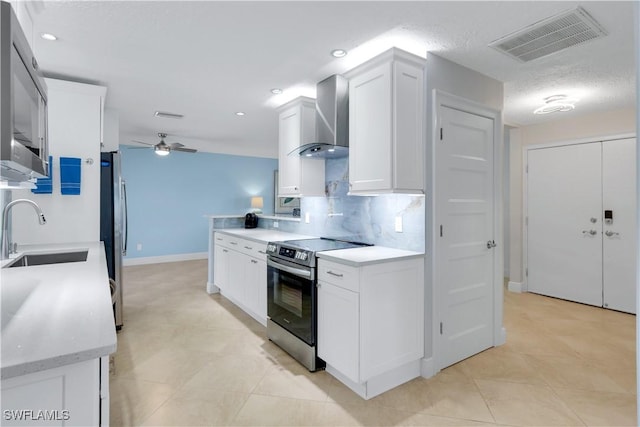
<box><xmin>277</xmin><ymin>97</ymin><xmax>325</xmax><ymax>197</ymax></box>
<box><xmin>346</xmin><ymin>48</ymin><xmax>425</xmax><ymax>195</ymax></box>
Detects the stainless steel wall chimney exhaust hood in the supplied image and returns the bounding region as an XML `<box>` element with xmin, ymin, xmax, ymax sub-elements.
<box><xmin>290</xmin><ymin>75</ymin><xmax>348</xmax><ymax>159</ymax></box>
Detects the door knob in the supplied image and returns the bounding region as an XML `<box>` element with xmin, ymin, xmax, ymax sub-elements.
<box><xmin>590</xmin><ymin>217</ymin><xmax>597</xmax><ymax>223</ymax></box>
<box><xmin>604</xmin><ymin>230</ymin><xmax>620</xmax><ymax>237</ymax></box>
<box><xmin>486</xmin><ymin>240</ymin><xmax>497</xmax><ymax>249</ymax></box>
<box><xmin>582</xmin><ymin>230</ymin><xmax>597</xmax><ymax>236</ymax></box>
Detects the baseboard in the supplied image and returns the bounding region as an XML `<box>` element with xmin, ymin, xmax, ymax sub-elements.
<box><xmin>508</xmin><ymin>281</ymin><xmax>525</xmax><ymax>293</ymax></box>
<box><xmin>497</xmin><ymin>326</ymin><xmax>507</xmax><ymax>346</ymax></box>
<box><xmin>123</xmin><ymin>252</ymin><xmax>208</xmax><ymax>266</ymax></box>
<box><xmin>206</xmin><ymin>282</ymin><xmax>220</xmax><ymax>294</ymax></box>
<box><xmin>420</xmin><ymin>357</ymin><xmax>435</xmax><ymax>379</ymax></box>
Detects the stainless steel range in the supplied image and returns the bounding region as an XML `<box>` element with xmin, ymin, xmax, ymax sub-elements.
<box><xmin>266</xmin><ymin>238</ymin><xmax>371</xmax><ymax>371</ymax></box>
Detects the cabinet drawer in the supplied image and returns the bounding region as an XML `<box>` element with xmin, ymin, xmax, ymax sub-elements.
<box><xmin>214</xmin><ymin>232</ymin><xmax>241</xmax><ymax>249</ymax></box>
<box><xmin>318</xmin><ymin>259</ymin><xmax>359</xmax><ymax>292</ymax></box>
<box><xmin>238</xmin><ymin>239</ymin><xmax>267</xmax><ymax>261</ymax></box>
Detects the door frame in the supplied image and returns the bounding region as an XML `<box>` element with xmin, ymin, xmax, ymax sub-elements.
<box><xmin>521</xmin><ymin>133</ymin><xmax>636</xmax><ymax>293</ymax></box>
<box><xmin>430</xmin><ymin>90</ymin><xmax>505</xmax><ymax>374</ymax></box>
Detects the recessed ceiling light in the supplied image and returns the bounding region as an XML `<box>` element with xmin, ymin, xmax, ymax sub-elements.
<box><xmin>271</xmin><ymin>88</ymin><xmax>283</xmax><ymax>94</ymax></box>
<box><xmin>154</xmin><ymin>111</ymin><xmax>184</xmax><ymax>119</ymax></box>
<box><xmin>331</xmin><ymin>49</ymin><xmax>347</xmax><ymax>58</ymax></box>
<box><xmin>235</xmin><ymin>112</ymin><xmax>245</xmax><ymax>116</ymax></box>
<box><xmin>40</xmin><ymin>33</ymin><xmax>57</xmax><ymax>41</ymax></box>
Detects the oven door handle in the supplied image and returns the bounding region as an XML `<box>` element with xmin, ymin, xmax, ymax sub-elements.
<box><xmin>267</xmin><ymin>259</ymin><xmax>312</xmax><ymax>279</ymax></box>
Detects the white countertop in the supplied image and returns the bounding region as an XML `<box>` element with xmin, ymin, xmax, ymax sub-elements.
<box><xmin>215</xmin><ymin>228</ymin><xmax>315</xmax><ymax>244</ymax></box>
<box><xmin>1</xmin><ymin>242</ymin><xmax>117</xmax><ymax>379</ymax></box>
<box><xmin>317</xmin><ymin>246</ymin><xmax>424</xmax><ymax>266</ymax></box>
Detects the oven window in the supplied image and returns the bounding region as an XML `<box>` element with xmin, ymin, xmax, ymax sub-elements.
<box><xmin>275</xmin><ymin>277</ymin><xmax>303</xmax><ymax>318</ymax></box>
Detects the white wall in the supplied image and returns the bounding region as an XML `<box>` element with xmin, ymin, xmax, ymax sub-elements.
<box><xmin>12</xmin><ymin>79</ymin><xmax>106</xmax><ymax>246</ymax></box>
<box><xmin>508</xmin><ymin>108</ymin><xmax>636</xmax><ymax>287</ymax></box>
<box><xmin>424</xmin><ymin>53</ymin><xmax>504</xmax><ymax>371</ymax></box>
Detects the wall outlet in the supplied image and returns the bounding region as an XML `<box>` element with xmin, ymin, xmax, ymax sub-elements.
<box><xmin>136</xmin><ymin>243</ymin><xmax>142</xmax><ymax>251</ymax></box>
<box><xmin>273</xmin><ymin>221</ymin><xmax>279</xmax><ymax>229</ymax></box>
<box><xmin>394</xmin><ymin>216</ymin><xmax>403</xmax><ymax>233</ymax></box>
<box><xmin>305</xmin><ymin>212</ymin><xmax>310</xmax><ymax>224</ymax></box>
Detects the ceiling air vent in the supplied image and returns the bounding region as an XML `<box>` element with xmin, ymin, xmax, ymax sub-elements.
<box><xmin>489</xmin><ymin>7</ymin><xmax>607</xmax><ymax>63</ymax></box>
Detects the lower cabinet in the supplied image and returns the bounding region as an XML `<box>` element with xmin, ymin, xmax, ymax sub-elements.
<box><xmin>1</xmin><ymin>357</ymin><xmax>108</xmax><ymax>426</ymax></box>
<box><xmin>317</xmin><ymin>282</ymin><xmax>359</xmax><ymax>381</ymax></box>
<box><xmin>213</xmin><ymin>232</ymin><xmax>267</xmax><ymax>326</ymax></box>
<box><xmin>317</xmin><ymin>257</ymin><xmax>424</xmax><ymax>399</ymax></box>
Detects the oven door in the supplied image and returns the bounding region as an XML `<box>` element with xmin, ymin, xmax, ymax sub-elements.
<box><xmin>267</xmin><ymin>257</ymin><xmax>316</xmax><ymax>346</ymax></box>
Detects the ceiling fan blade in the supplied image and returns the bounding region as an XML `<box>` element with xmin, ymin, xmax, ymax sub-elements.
<box><xmin>168</xmin><ymin>142</ymin><xmax>184</xmax><ymax>149</ymax></box>
<box><xmin>131</xmin><ymin>140</ymin><xmax>155</xmax><ymax>146</ymax></box>
<box><xmin>173</xmin><ymin>147</ymin><xmax>197</xmax><ymax>153</ymax></box>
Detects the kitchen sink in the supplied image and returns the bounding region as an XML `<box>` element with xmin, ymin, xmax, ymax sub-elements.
<box><xmin>3</xmin><ymin>250</ymin><xmax>89</xmax><ymax>268</ymax></box>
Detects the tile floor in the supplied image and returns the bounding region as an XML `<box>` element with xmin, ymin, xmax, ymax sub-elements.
<box><xmin>111</xmin><ymin>260</ymin><xmax>637</xmax><ymax>426</ymax></box>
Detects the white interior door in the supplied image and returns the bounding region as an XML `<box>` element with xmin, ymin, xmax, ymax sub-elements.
<box><xmin>602</xmin><ymin>138</ymin><xmax>637</xmax><ymax>314</ymax></box>
<box><xmin>527</xmin><ymin>143</ymin><xmax>603</xmax><ymax>306</ymax></box>
<box><xmin>437</xmin><ymin>106</ymin><xmax>495</xmax><ymax>369</ymax></box>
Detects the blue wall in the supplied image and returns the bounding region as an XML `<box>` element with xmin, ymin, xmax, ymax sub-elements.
<box><xmin>120</xmin><ymin>147</ymin><xmax>277</xmax><ymax>259</ymax></box>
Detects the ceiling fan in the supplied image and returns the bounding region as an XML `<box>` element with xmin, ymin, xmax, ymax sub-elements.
<box><xmin>131</xmin><ymin>133</ymin><xmax>197</xmax><ymax>156</ymax></box>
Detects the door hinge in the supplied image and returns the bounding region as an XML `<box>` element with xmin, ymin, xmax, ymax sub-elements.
<box><xmin>525</xmin><ymin>216</ymin><xmax>528</xmax><ymax>226</ymax></box>
<box><xmin>526</xmin><ymin>164</ymin><xmax>529</xmax><ymax>173</ymax></box>
<box><xmin>440</xmin><ymin>225</ymin><xmax>443</xmax><ymax>237</ymax></box>
<box><xmin>526</xmin><ymin>268</ymin><xmax>528</xmax><ymax>277</ymax></box>
<box><xmin>440</xmin><ymin>322</ymin><xmax>443</xmax><ymax>335</ymax></box>
<box><xmin>440</xmin><ymin>128</ymin><xmax>443</xmax><ymax>141</ymax></box>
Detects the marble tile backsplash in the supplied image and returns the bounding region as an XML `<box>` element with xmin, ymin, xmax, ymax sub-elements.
<box><xmin>258</xmin><ymin>158</ymin><xmax>425</xmax><ymax>252</ymax></box>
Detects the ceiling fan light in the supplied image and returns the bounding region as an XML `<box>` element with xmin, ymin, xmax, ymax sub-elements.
<box><xmin>154</xmin><ymin>146</ymin><xmax>170</xmax><ymax>156</ymax></box>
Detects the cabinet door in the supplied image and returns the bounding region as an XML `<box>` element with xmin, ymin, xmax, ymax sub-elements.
<box><xmin>213</xmin><ymin>244</ymin><xmax>230</xmax><ymax>290</ymax></box>
<box><xmin>225</xmin><ymin>250</ymin><xmax>245</xmax><ymax>303</ymax></box>
<box><xmin>317</xmin><ymin>281</ymin><xmax>359</xmax><ymax>382</ymax></box>
<box><xmin>245</xmin><ymin>257</ymin><xmax>267</xmax><ymax>325</ymax></box>
<box><xmin>1</xmin><ymin>358</ymin><xmax>100</xmax><ymax>427</ymax></box>
<box><xmin>349</xmin><ymin>62</ymin><xmax>392</xmax><ymax>193</ymax></box>
<box><xmin>278</xmin><ymin>106</ymin><xmax>302</xmax><ymax>196</ymax></box>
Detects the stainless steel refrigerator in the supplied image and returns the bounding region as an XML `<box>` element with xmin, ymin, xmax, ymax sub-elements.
<box><xmin>100</xmin><ymin>152</ymin><xmax>127</xmax><ymax>329</ymax></box>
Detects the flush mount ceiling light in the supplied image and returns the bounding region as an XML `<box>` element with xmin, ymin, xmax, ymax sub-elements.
<box><xmin>330</xmin><ymin>49</ymin><xmax>347</xmax><ymax>58</ymax></box>
<box><xmin>40</xmin><ymin>33</ymin><xmax>57</xmax><ymax>41</ymax></box>
<box><xmin>235</xmin><ymin>111</ymin><xmax>245</xmax><ymax>116</ymax></box>
<box><xmin>533</xmin><ymin>94</ymin><xmax>579</xmax><ymax>115</ymax></box>
<box><xmin>270</xmin><ymin>88</ymin><xmax>283</xmax><ymax>94</ymax></box>
<box><xmin>154</xmin><ymin>111</ymin><xmax>184</xmax><ymax>119</ymax></box>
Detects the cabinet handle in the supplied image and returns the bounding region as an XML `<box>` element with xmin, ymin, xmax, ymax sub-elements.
<box><xmin>216</xmin><ymin>238</ymin><xmax>223</xmax><ymax>241</ymax></box>
<box><xmin>258</xmin><ymin>250</ymin><xmax>266</xmax><ymax>254</ymax></box>
<box><xmin>222</xmin><ymin>249</ymin><xmax>228</xmax><ymax>253</ymax></box>
<box><xmin>244</xmin><ymin>246</ymin><xmax>253</xmax><ymax>250</ymax></box>
<box><xmin>251</xmin><ymin>259</ymin><xmax>258</xmax><ymax>264</ymax></box>
<box><xmin>327</xmin><ymin>271</ymin><xmax>343</xmax><ymax>278</ymax></box>
<box><xmin>230</xmin><ymin>242</ymin><xmax>238</xmax><ymax>245</ymax></box>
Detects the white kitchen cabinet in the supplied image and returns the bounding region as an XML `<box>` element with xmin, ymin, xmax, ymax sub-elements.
<box><xmin>345</xmin><ymin>48</ymin><xmax>425</xmax><ymax>194</ymax></box>
<box><xmin>277</xmin><ymin>97</ymin><xmax>325</xmax><ymax>197</ymax></box>
<box><xmin>317</xmin><ymin>281</ymin><xmax>359</xmax><ymax>381</ymax></box>
<box><xmin>317</xmin><ymin>257</ymin><xmax>424</xmax><ymax>399</ymax></box>
<box><xmin>213</xmin><ymin>232</ymin><xmax>267</xmax><ymax>325</ymax></box>
<box><xmin>1</xmin><ymin>357</ymin><xmax>107</xmax><ymax>426</ymax></box>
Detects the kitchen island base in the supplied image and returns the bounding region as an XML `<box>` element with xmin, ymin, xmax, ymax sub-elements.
<box><xmin>327</xmin><ymin>359</ymin><xmax>421</xmax><ymax>400</ymax></box>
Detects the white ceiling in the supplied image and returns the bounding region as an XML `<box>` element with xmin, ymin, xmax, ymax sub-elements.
<box><xmin>28</xmin><ymin>1</ymin><xmax>636</xmax><ymax>158</ymax></box>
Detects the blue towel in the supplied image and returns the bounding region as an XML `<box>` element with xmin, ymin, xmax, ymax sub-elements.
<box><xmin>31</xmin><ymin>156</ymin><xmax>53</xmax><ymax>194</ymax></box>
<box><xmin>60</xmin><ymin>157</ymin><xmax>81</xmax><ymax>195</ymax></box>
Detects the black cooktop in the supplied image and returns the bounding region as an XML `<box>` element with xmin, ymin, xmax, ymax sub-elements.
<box><xmin>279</xmin><ymin>237</ymin><xmax>372</xmax><ymax>252</ymax></box>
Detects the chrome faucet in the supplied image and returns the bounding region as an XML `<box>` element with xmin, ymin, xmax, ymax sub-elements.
<box><xmin>1</xmin><ymin>199</ymin><xmax>46</xmax><ymax>259</ymax></box>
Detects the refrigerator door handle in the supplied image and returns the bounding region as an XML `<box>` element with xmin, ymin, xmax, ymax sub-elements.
<box><xmin>122</xmin><ymin>179</ymin><xmax>128</xmax><ymax>256</ymax></box>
